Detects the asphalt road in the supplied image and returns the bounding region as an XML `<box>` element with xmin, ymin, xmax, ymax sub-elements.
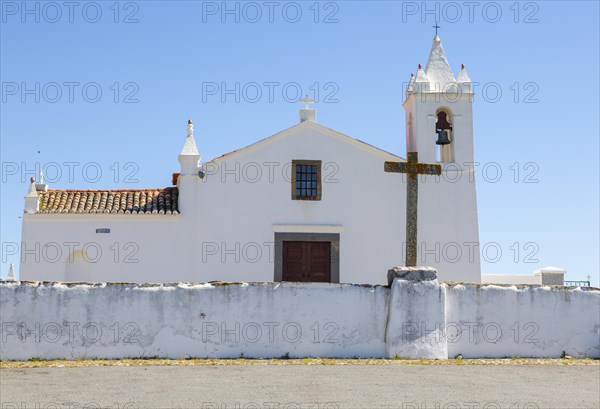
<box><xmin>1</xmin><ymin>365</ymin><xmax>599</xmax><ymax>409</ymax></box>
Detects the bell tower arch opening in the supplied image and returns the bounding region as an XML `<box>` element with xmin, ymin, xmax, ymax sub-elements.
<box><xmin>435</xmin><ymin>108</ymin><xmax>454</xmax><ymax>163</ymax></box>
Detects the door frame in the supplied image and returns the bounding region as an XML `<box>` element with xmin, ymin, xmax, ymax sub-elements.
<box><xmin>274</xmin><ymin>232</ymin><xmax>340</xmax><ymax>283</ymax></box>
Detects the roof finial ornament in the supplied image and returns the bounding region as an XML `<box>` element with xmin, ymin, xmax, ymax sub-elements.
<box><xmin>299</xmin><ymin>95</ymin><xmax>316</xmax><ymax>123</ymax></box>
<box><xmin>461</xmin><ymin>64</ymin><xmax>465</xmax><ymax>70</ymax></box>
<box><xmin>39</xmin><ymin>169</ymin><xmax>44</xmax><ymax>184</ymax></box>
<box><xmin>300</xmin><ymin>95</ymin><xmax>314</xmax><ymax>110</ymax></box>
<box><xmin>433</xmin><ymin>22</ymin><xmax>441</xmax><ymax>36</ymax></box>
<box><xmin>179</xmin><ymin>118</ymin><xmax>200</xmax><ymax>160</ymax></box>
<box><xmin>24</xmin><ymin>176</ymin><xmax>38</xmax><ymax>212</ymax></box>
<box><xmin>6</xmin><ymin>262</ymin><xmax>15</xmax><ymax>281</ymax></box>
<box><xmin>187</xmin><ymin>119</ymin><xmax>194</xmax><ymax>139</ymax></box>
<box><xmin>418</xmin><ymin>64</ymin><xmax>422</xmax><ymax>69</ymax></box>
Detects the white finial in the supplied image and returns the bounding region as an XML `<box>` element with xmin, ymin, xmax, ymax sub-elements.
<box><xmin>413</xmin><ymin>63</ymin><xmax>430</xmax><ymax>93</ymax></box>
<box><xmin>187</xmin><ymin>119</ymin><xmax>193</xmax><ymax>138</ymax></box>
<box><xmin>24</xmin><ymin>177</ymin><xmax>39</xmax><ymax>213</ymax></box>
<box><xmin>300</xmin><ymin>95</ymin><xmax>314</xmax><ymax>110</ymax></box>
<box><xmin>39</xmin><ymin>169</ymin><xmax>44</xmax><ymax>184</ymax></box>
<box><xmin>415</xmin><ymin>64</ymin><xmax>429</xmax><ymax>83</ymax></box>
<box><xmin>457</xmin><ymin>63</ymin><xmax>472</xmax><ymax>84</ymax></box>
<box><xmin>180</xmin><ymin>119</ymin><xmax>199</xmax><ymax>157</ymax></box>
<box><xmin>7</xmin><ymin>262</ymin><xmax>15</xmax><ymax>281</ymax></box>
<box><xmin>25</xmin><ymin>177</ymin><xmax>37</xmax><ymax>198</ymax></box>
<box><xmin>406</xmin><ymin>73</ymin><xmax>416</xmax><ymax>94</ymax></box>
<box><xmin>179</xmin><ymin>119</ymin><xmax>200</xmax><ymax>175</ymax></box>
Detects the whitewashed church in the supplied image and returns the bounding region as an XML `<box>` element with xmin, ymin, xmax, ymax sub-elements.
<box><xmin>19</xmin><ymin>35</ymin><xmax>482</xmax><ymax>285</ymax></box>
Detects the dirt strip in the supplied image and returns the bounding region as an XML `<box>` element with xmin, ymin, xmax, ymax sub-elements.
<box><xmin>1</xmin><ymin>357</ymin><xmax>598</xmax><ymax>368</ymax></box>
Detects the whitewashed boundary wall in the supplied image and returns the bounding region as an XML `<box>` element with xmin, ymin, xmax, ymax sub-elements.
<box><xmin>0</xmin><ymin>280</ymin><xmax>598</xmax><ymax>360</ymax></box>
<box><xmin>0</xmin><ymin>282</ymin><xmax>389</xmax><ymax>360</ymax></box>
<box><xmin>446</xmin><ymin>284</ymin><xmax>600</xmax><ymax>358</ymax></box>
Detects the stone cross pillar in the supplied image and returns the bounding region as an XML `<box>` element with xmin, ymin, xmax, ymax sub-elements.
<box><xmin>384</xmin><ymin>152</ymin><xmax>441</xmax><ymax>266</ymax></box>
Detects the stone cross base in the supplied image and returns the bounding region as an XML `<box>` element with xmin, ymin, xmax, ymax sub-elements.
<box><xmin>387</xmin><ymin>266</ymin><xmax>438</xmax><ymax>286</ymax></box>
<box><xmin>385</xmin><ymin>266</ymin><xmax>446</xmax><ymax>359</ymax></box>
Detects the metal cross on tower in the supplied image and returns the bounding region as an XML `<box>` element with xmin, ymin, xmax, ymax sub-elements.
<box><xmin>384</xmin><ymin>152</ymin><xmax>442</xmax><ymax>267</ymax></box>
<box><xmin>433</xmin><ymin>23</ymin><xmax>441</xmax><ymax>36</ymax></box>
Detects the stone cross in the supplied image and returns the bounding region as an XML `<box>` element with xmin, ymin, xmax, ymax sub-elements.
<box><xmin>384</xmin><ymin>152</ymin><xmax>441</xmax><ymax>266</ymax></box>
<box><xmin>300</xmin><ymin>95</ymin><xmax>314</xmax><ymax>110</ymax></box>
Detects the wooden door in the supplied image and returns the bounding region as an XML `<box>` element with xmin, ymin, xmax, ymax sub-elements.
<box><xmin>282</xmin><ymin>241</ymin><xmax>331</xmax><ymax>282</ymax></box>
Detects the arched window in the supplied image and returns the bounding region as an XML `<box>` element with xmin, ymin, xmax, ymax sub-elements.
<box><xmin>435</xmin><ymin>110</ymin><xmax>454</xmax><ymax>163</ymax></box>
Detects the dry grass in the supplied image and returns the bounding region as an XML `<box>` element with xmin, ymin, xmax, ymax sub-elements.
<box><xmin>1</xmin><ymin>357</ymin><xmax>598</xmax><ymax>369</ymax></box>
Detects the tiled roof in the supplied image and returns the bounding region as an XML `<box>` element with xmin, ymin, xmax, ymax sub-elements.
<box><xmin>37</xmin><ymin>188</ymin><xmax>179</xmax><ymax>215</ymax></box>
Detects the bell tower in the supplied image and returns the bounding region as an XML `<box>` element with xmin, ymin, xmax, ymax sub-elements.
<box><xmin>402</xmin><ymin>34</ymin><xmax>481</xmax><ymax>283</ymax></box>
<box><xmin>403</xmin><ymin>35</ymin><xmax>474</xmax><ymax>165</ymax></box>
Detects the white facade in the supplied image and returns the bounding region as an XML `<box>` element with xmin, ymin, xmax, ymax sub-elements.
<box><xmin>19</xmin><ymin>36</ymin><xmax>481</xmax><ymax>285</ymax></box>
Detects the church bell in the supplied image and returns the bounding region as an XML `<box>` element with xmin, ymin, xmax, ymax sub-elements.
<box><xmin>436</xmin><ymin>130</ymin><xmax>451</xmax><ymax>145</ymax></box>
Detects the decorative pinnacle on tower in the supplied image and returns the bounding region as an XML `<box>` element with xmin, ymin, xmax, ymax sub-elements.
<box><xmin>405</xmin><ymin>35</ymin><xmax>473</xmax><ymax>96</ymax></box>
<box><xmin>457</xmin><ymin>64</ymin><xmax>472</xmax><ymax>83</ymax></box>
<box><xmin>424</xmin><ymin>35</ymin><xmax>456</xmax><ymax>88</ymax></box>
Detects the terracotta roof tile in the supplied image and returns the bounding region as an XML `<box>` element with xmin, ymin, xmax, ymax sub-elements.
<box><xmin>37</xmin><ymin>188</ymin><xmax>179</xmax><ymax>215</ymax></box>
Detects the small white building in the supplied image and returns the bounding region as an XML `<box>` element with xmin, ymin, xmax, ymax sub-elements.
<box><xmin>482</xmin><ymin>266</ymin><xmax>567</xmax><ymax>286</ymax></box>
<box><xmin>19</xmin><ymin>36</ymin><xmax>482</xmax><ymax>285</ymax></box>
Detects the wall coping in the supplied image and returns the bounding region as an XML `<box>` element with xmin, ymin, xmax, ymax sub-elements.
<box><xmin>444</xmin><ymin>281</ymin><xmax>600</xmax><ymax>291</ymax></box>
<box><xmin>2</xmin><ymin>280</ymin><xmax>598</xmax><ymax>292</ymax></box>
<box><xmin>0</xmin><ymin>280</ymin><xmax>388</xmax><ymax>290</ymax></box>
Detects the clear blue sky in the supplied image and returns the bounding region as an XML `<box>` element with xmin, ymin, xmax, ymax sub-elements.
<box><xmin>1</xmin><ymin>1</ymin><xmax>598</xmax><ymax>284</ymax></box>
